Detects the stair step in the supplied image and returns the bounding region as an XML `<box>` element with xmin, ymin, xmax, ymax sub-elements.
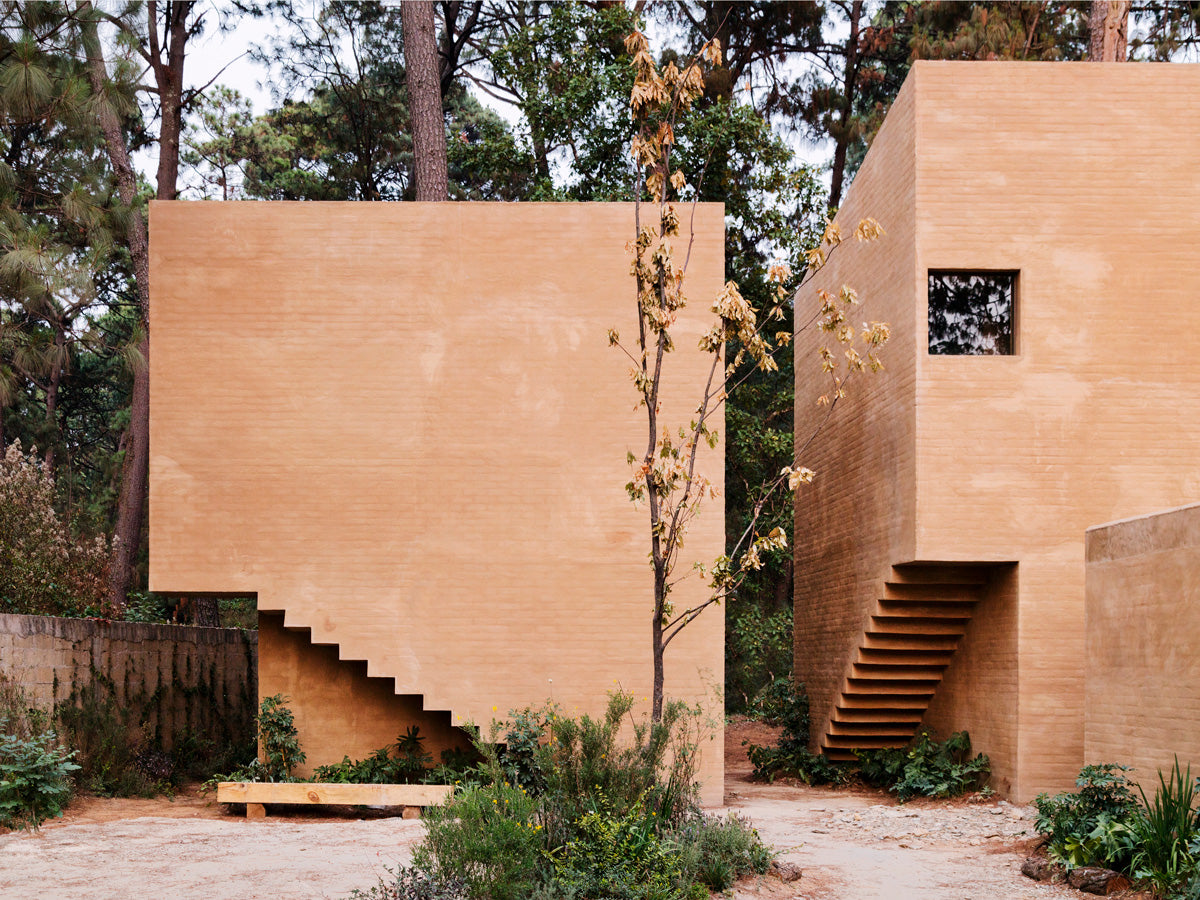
<box><xmin>846</xmin><ymin>676</ymin><xmax>938</xmax><ymax>692</ymax></box>
<box><xmin>862</xmin><ymin>630</ymin><xmax>962</xmax><ymax>648</ymax></box>
<box><xmin>876</xmin><ymin>600</ymin><xmax>977</xmax><ymax>618</ymax></box>
<box><xmin>834</xmin><ymin>708</ymin><xmax>925</xmax><ymax>724</ymax></box>
<box><xmin>869</xmin><ymin>616</ymin><xmax>969</xmax><ymax>635</ymax></box>
<box><xmin>888</xmin><ymin>565</ymin><xmax>992</xmax><ymax>586</ymax></box>
<box><xmin>828</xmin><ymin>720</ymin><xmax>919</xmax><ymax>738</ymax></box>
<box><xmin>857</xmin><ymin>648</ymin><xmax>957</xmax><ymax>667</ymax></box>
<box><xmin>888</xmin><ymin>585</ymin><xmax>979</xmax><ymax>607</ymax></box>
<box><xmin>824</xmin><ymin>748</ymin><xmax>858</xmax><ymax>762</ymax></box>
<box><xmin>823</xmin><ymin>734</ymin><xmax>909</xmax><ymax>750</ymax></box>
<box><xmin>850</xmin><ymin>664</ymin><xmax>947</xmax><ymax>680</ymax></box>
<box><xmin>838</xmin><ymin>695</ymin><xmax>930</xmax><ymax>709</ymax></box>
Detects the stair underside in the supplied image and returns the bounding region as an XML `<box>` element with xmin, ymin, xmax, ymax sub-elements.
<box><xmin>820</xmin><ymin>572</ymin><xmax>985</xmax><ymax>762</ymax></box>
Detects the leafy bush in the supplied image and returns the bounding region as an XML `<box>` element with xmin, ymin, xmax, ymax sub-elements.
<box><xmin>389</xmin><ymin>691</ymin><xmax>772</xmax><ymax>900</ymax></box>
<box><xmin>1129</xmin><ymin>759</ymin><xmax>1199</xmax><ymax>896</ymax></box>
<box><xmin>0</xmin><ymin>675</ymin><xmax>76</xmax><ymax>829</ymax></box>
<box><xmin>314</xmin><ymin>727</ymin><xmax>434</xmax><ymax>785</ymax></box>
<box><xmin>414</xmin><ymin>779</ymin><xmax>545</xmax><ymax>900</ymax></box>
<box><xmin>857</xmin><ymin>731</ymin><xmax>990</xmax><ymax>802</ymax></box>
<box><xmin>551</xmin><ymin>790</ymin><xmax>684</xmax><ymax>900</ymax></box>
<box><xmin>745</xmin><ymin>679</ymin><xmax>849</xmax><ymax>785</ymax></box>
<box><xmin>347</xmin><ymin>866</ymin><xmax>470</xmax><ymax>900</ymax></box>
<box><xmin>1034</xmin><ymin>763</ymin><xmax>1140</xmax><ymax>869</ymax></box>
<box><xmin>0</xmin><ymin>727</ymin><xmax>78</xmax><ymax>830</ymax></box>
<box><xmin>257</xmin><ymin>694</ymin><xmax>305</xmax><ymax>781</ymax></box>
<box><xmin>0</xmin><ymin>441</ymin><xmax>110</xmax><ymax>617</ymax></box>
<box><xmin>672</xmin><ymin>811</ymin><xmax>773</xmax><ymax>891</ymax></box>
<box><xmin>55</xmin><ymin>680</ymin><xmax>168</xmax><ymax>797</ymax></box>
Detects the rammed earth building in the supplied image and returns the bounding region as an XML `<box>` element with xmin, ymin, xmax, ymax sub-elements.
<box><xmin>793</xmin><ymin>61</ymin><xmax>1200</xmax><ymax>800</ymax></box>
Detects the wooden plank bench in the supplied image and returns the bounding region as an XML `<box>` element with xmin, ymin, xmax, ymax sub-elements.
<box><xmin>217</xmin><ymin>782</ymin><xmax>454</xmax><ymax>819</ymax></box>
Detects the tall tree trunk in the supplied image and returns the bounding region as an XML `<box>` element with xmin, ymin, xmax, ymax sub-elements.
<box><xmin>1089</xmin><ymin>1</ymin><xmax>1129</xmax><ymax>61</ymax></box>
<box><xmin>401</xmin><ymin>0</ymin><xmax>449</xmax><ymax>201</ymax></box>
<box><xmin>828</xmin><ymin>0</ymin><xmax>862</xmax><ymax>212</ymax></box>
<box><xmin>80</xmin><ymin>4</ymin><xmax>152</xmax><ymax>614</ymax></box>
<box><xmin>42</xmin><ymin>326</ymin><xmax>66</xmax><ymax>472</ymax></box>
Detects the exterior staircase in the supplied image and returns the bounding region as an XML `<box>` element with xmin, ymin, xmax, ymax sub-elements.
<box><xmin>820</xmin><ymin>566</ymin><xmax>989</xmax><ymax>761</ymax></box>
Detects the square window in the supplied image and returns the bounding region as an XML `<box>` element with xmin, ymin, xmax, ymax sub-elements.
<box><xmin>928</xmin><ymin>271</ymin><xmax>1017</xmax><ymax>355</ymax></box>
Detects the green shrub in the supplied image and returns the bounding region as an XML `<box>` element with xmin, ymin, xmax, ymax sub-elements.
<box><xmin>672</xmin><ymin>811</ymin><xmax>773</xmax><ymax>891</ymax></box>
<box><xmin>56</xmin><ymin>681</ymin><xmax>167</xmax><ymax>797</ymax></box>
<box><xmin>726</xmin><ymin>606</ymin><xmax>792</xmax><ymax>716</ymax></box>
<box><xmin>0</xmin><ymin>726</ymin><xmax>78</xmax><ymax>830</ymax></box>
<box><xmin>257</xmin><ymin>694</ymin><xmax>305</xmax><ymax>781</ymax></box>
<box><xmin>414</xmin><ymin>779</ymin><xmax>545</xmax><ymax>900</ymax></box>
<box><xmin>1129</xmin><ymin>759</ymin><xmax>1199</xmax><ymax>897</ymax></box>
<box><xmin>1034</xmin><ymin>763</ymin><xmax>1140</xmax><ymax>869</ymax></box>
<box><xmin>314</xmin><ymin>727</ymin><xmax>434</xmax><ymax>785</ymax></box>
<box><xmin>744</xmin><ymin>679</ymin><xmax>849</xmax><ymax>785</ymax></box>
<box><xmin>858</xmin><ymin>731</ymin><xmax>990</xmax><ymax>802</ymax></box>
<box><xmin>346</xmin><ymin>865</ymin><xmax>470</xmax><ymax>900</ymax></box>
<box><xmin>551</xmin><ymin>790</ymin><xmax>684</xmax><ymax>900</ymax></box>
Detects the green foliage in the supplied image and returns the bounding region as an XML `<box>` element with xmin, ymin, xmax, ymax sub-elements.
<box><xmin>745</xmin><ymin>679</ymin><xmax>849</xmax><ymax>786</ymax></box>
<box><xmin>858</xmin><ymin>731</ymin><xmax>990</xmax><ymax>802</ymax></box>
<box><xmin>550</xmin><ymin>790</ymin><xmax>684</xmax><ymax>900</ymax></box>
<box><xmin>0</xmin><ymin>726</ymin><xmax>78</xmax><ymax>830</ymax></box>
<box><xmin>0</xmin><ymin>442</ymin><xmax>110</xmax><ymax>617</ymax></box>
<box><xmin>256</xmin><ymin>694</ymin><xmax>305</xmax><ymax>782</ymax></box>
<box><xmin>56</xmin><ymin>680</ymin><xmax>166</xmax><ymax>797</ymax></box>
<box><xmin>1034</xmin><ymin>763</ymin><xmax>1141</xmax><ymax>869</ymax></box>
<box><xmin>313</xmin><ymin>726</ymin><xmax>434</xmax><ymax>785</ymax></box>
<box><xmin>415</xmin><ymin>778</ymin><xmax>545</xmax><ymax>900</ymax></box>
<box><xmin>346</xmin><ymin>865</ymin><xmax>469</xmax><ymax>900</ymax></box>
<box><xmin>727</xmin><ymin>608</ymin><xmax>793</xmax><ymax>716</ymax></box>
<box><xmin>671</xmin><ymin>811</ymin><xmax>773</xmax><ymax>892</ymax></box>
<box><xmin>388</xmin><ymin>692</ymin><xmax>771</xmax><ymax>900</ymax></box>
<box><xmin>0</xmin><ymin>676</ymin><xmax>76</xmax><ymax>829</ymax></box>
<box><xmin>1129</xmin><ymin>759</ymin><xmax>1199</xmax><ymax>896</ymax></box>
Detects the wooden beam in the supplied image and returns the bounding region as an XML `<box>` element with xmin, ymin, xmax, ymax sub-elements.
<box><xmin>216</xmin><ymin>782</ymin><xmax>453</xmax><ymax>808</ymax></box>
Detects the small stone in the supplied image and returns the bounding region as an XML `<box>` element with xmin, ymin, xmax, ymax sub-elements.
<box><xmin>1021</xmin><ymin>857</ymin><xmax>1065</xmax><ymax>883</ymax></box>
<box><xmin>768</xmin><ymin>860</ymin><xmax>802</xmax><ymax>883</ymax></box>
<box><xmin>1068</xmin><ymin>867</ymin><xmax>1131</xmax><ymax>895</ymax></box>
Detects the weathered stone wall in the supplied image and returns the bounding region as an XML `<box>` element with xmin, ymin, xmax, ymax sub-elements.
<box><xmin>0</xmin><ymin>613</ymin><xmax>257</xmax><ymax>750</ymax></box>
<box><xmin>1085</xmin><ymin>503</ymin><xmax>1200</xmax><ymax>790</ymax></box>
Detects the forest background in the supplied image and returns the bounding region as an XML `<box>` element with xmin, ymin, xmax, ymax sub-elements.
<box><xmin>0</xmin><ymin>0</ymin><xmax>1196</xmax><ymax>714</ymax></box>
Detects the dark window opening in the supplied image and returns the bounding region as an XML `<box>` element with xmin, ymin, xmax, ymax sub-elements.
<box><xmin>928</xmin><ymin>271</ymin><xmax>1016</xmax><ymax>355</ymax></box>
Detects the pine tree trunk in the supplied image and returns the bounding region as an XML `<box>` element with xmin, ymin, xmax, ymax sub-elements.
<box><xmin>80</xmin><ymin>6</ymin><xmax>153</xmax><ymax>614</ymax></box>
<box><xmin>1089</xmin><ymin>1</ymin><xmax>1129</xmax><ymax>61</ymax></box>
<box><xmin>828</xmin><ymin>0</ymin><xmax>862</xmax><ymax>212</ymax></box>
<box><xmin>401</xmin><ymin>0</ymin><xmax>449</xmax><ymax>201</ymax></box>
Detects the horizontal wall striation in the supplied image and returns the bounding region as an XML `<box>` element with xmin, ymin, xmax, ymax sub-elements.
<box><xmin>0</xmin><ymin>613</ymin><xmax>257</xmax><ymax>750</ymax></box>
<box><xmin>1085</xmin><ymin>503</ymin><xmax>1200</xmax><ymax>790</ymax></box>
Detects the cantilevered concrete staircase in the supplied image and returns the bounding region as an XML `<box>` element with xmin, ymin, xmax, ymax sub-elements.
<box><xmin>820</xmin><ymin>566</ymin><xmax>988</xmax><ymax>761</ymax></box>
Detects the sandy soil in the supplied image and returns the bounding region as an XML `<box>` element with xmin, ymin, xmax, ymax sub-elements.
<box><xmin>0</xmin><ymin>723</ymin><xmax>1086</xmax><ymax>900</ymax></box>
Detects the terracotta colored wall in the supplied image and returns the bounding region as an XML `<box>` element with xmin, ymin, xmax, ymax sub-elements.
<box><xmin>913</xmin><ymin>62</ymin><xmax>1200</xmax><ymax>798</ymax></box>
<box><xmin>0</xmin><ymin>613</ymin><xmax>256</xmax><ymax>751</ymax></box>
<box><xmin>149</xmin><ymin>202</ymin><xmax>725</xmax><ymax>802</ymax></box>
<box><xmin>1085</xmin><ymin>504</ymin><xmax>1200</xmax><ymax>791</ymax></box>
<box><xmin>793</xmin><ymin>75</ymin><xmax>920</xmax><ymax>752</ymax></box>
<box><xmin>258</xmin><ymin>613</ymin><xmax>472</xmax><ymax>777</ymax></box>
<box><xmin>796</xmin><ymin>62</ymin><xmax>1200</xmax><ymax>801</ymax></box>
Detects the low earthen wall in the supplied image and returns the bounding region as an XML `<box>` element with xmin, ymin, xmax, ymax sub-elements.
<box><xmin>0</xmin><ymin>613</ymin><xmax>257</xmax><ymax>751</ymax></box>
<box><xmin>1085</xmin><ymin>503</ymin><xmax>1200</xmax><ymax>789</ymax></box>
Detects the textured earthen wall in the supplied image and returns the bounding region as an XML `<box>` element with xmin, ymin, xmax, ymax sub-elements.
<box><xmin>1085</xmin><ymin>504</ymin><xmax>1200</xmax><ymax>790</ymax></box>
<box><xmin>258</xmin><ymin>613</ymin><xmax>472</xmax><ymax>777</ymax></box>
<box><xmin>796</xmin><ymin>62</ymin><xmax>1200</xmax><ymax>801</ymax></box>
<box><xmin>149</xmin><ymin>203</ymin><xmax>725</xmax><ymax>801</ymax></box>
<box><xmin>913</xmin><ymin>62</ymin><xmax>1200</xmax><ymax>799</ymax></box>
<box><xmin>793</xmin><ymin>77</ymin><xmax>919</xmax><ymax>752</ymax></box>
<box><xmin>0</xmin><ymin>613</ymin><xmax>256</xmax><ymax>749</ymax></box>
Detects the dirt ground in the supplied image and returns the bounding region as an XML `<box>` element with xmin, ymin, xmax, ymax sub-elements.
<box><xmin>0</xmin><ymin>722</ymin><xmax>1083</xmax><ymax>900</ymax></box>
